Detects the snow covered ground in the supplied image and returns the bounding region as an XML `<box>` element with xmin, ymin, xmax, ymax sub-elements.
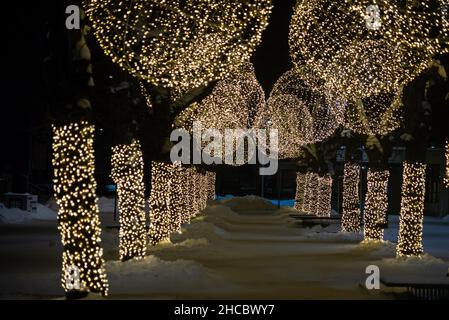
<box><xmin>0</xmin><ymin>196</ymin><xmax>448</xmax><ymax>299</ymax></box>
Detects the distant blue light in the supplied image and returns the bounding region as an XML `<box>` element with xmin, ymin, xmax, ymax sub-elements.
<box><xmin>105</xmin><ymin>184</ymin><xmax>117</xmax><ymax>192</ymax></box>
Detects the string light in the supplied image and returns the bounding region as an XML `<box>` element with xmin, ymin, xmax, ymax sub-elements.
<box><xmin>326</xmin><ymin>39</ymin><xmax>432</xmax><ymax>101</ymax></box>
<box><xmin>197</xmin><ymin>62</ymin><xmax>265</xmax><ymax>130</ymax></box>
<box><xmin>149</xmin><ymin>162</ymin><xmax>176</xmax><ymax>245</ymax></box>
<box><xmin>111</xmin><ymin>140</ymin><xmax>148</xmax><ymax>261</ymax></box>
<box><xmin>289</xmin><ymin>0</ymin><xmax>448</xmax><ymax>101</ymax></box>
<box><xmin>316</xmin><ymin>175</ymin><xmax>332</xmax><ymax>217</ymax></box>
<box><xmin>397</xmin><ymin>162</ymin><xmax>427</xmax><ymax>257</ymax></box>
<box><xmin>139</xmin><ymin>82</ymin><xmax>152</xmax><ymax>109</ymax></box>
<box><xmin>303</xmin><ymin>173</ymin><xmax>320</xmax><ymax>215</ymax></box>
<box><xmin>294</xmin><ymin>173</ymin><xmax>306</xmax><ymax>212</ymax></box>
<box><xmin>206</xmin><ymin>171</ymin><xmax>217</xmax><ymax>201</ymax></box>
<box><xmin>149</xmin><ymin>163</ymin><xmax>214</xmax><ymax>245</ymax></box>
<box><xmin>85</xmin><ymin>0</ymin><xmax>273</xmax><ymax>93</ymax></box>
<box><xmin>344</xmin><ymin>90</ymin><xmax>403</xmax><ymax>136</ymax></box>
<box><xmin>342</xmin><ymin>163</ymin><xmax>361</xmax><ymax>232</ymax></box>
<box><xmin>300</xmin><ymin>173</ymin><xmax>311</xmax><ymax>213</ymax></box>
<box><xmin>364</xmin><ymin>170</ymin><xmax>389</xmax><ymax>241</ymax></box>
<box><xmin>259</xmin><ymin>68</ymin><xmax>342</xmax><ymax>159</ymax></box>
<box><xmin>176</xmin><ymin>62</ymin><xmax>266</xmax><ymax>164</ymax></box>
<box><xmin>444</xmin><ymin>141</ymin><xmax>449</xmax><ymax>188</ymax></box>
<box><xmin>301</xmin><ymin>173</ymin><xmax>310</xmax><ymax>213</ymax></box>
<box><xmin>52</xmin><ymin>122</ymin><xmax>108</xmax><ymax>296</ymax></box>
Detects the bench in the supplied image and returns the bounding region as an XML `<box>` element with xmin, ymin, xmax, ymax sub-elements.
<box><xmin>380</xmin><ymin>278</ymin><xmax>449</xmax><ymax>300</ymax></box>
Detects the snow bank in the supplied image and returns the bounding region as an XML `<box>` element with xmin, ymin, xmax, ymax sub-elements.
<box><xmin>303</xmin><ymin>224</ymin><xmax>364</xmax><ymax>241</ymax></box>
<box><xmin>172</xmin><ymin>221</ymin><xmax>227</xmax><ymax>243</ymax></box>
<box><xmin>107</xmin><ymin>255</ymin><xmax>231</xmax><ymax>295</ymax></box>
<box><xmin>220</xmin><ymin>195</ymin><xmax>277</xmax><ymax>211</ymax></box>
<box><xmin>202</xmin><ymin>204</ymin><xmax>240</xmax><ymax>219</ymax></box>
<box><xmin>381</xmin><ymin>253</ymin><xmax>446</xmax><ymax>267</ymax></box>
<box><xmin>0</xmin><ymin>203</ymin><xmax>57</xmax><ymax>225</ymax></box>
<box><xmin>356</xmin><ymin>240</ymin><xmax>397</xmax><ymax>257</ymax></box>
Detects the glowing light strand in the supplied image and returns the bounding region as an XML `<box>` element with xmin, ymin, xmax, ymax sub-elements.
<box><xmin>444</xmin><ymin>141</ymin><xmax>449</xmax><ymax>188</ymax></box>
<box><xmin>111</xmin><ymin>140</ymin><xmax>148</xmax><ymax>260</ymax></box>
<box><xmin>86</xmin><ymin>0</ymin><xmax>273</xmax><ymax>92</ymax></box>
<box><xmin>52</xmin><ymin>122</ymin><xmax>109</xmax><ymax>296</ymax></box>
<box><xmin>397</xmin><ymin>162</ymin><xmax>426</xmax><ymax>256</ymax></box>
<box><xmin>342</xmin><ymin>163</ymin><xmax>361</xmax><ymax>232</ymax></box>
<box><xmin>294</xmin><ymin>173</ymin><xmax>306</xmax><ymax>212</ymax></box>
<box><xmin>289</xmin><ymin>0</ymin><xmax>448</xmax><ymax>101</ymax></box>
<box><xmin>316</xmin><ymin>175</ymin><xmax>332</xmax><ymax>217</ymax></box>
<box><xmin>364</xmin><ymin>170</ymin><xmax>389</xmax><ymax>241</ymax></box>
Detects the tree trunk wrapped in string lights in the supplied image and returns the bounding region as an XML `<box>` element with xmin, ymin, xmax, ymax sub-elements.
<box><xmin>315</xmin><ymin>176</ymin><xmax>322</xmax><ymax>216</ymax></box>
<box><xmin>303</xmin><ymin>173</ymin><xmax>319</xmax><ymax>214</ymax></box>
<box><xmin>342</xmin><ymin>163</ymin><xmax>361</xmax><ymax>232</ymax></box>
<box><xmin>294</xmin><ymin>173</ymin><xmax>306</xmax><ymax>211</ymax></box>
<box><xmin>301</xmin><ymin>173</ymin><xmax>311</xmax><ymax>213</ymax></box>
<box><xmin>206</xmin><ymin>171</ymin><xmax>216</xmax><ymax>201</ymax></box>
<box><xmin>397</xmin><ymin>162</ymin><xmax>427</xmax><ymax>256</ymax></box>
<box><xmin>364</xmin><ymin>170</ymin><xmax>389</xmax><ymax>241</ymax></box>
<box><xmin>308</xmin><ymin>174</ymin><xmax>319</xmax><ymax>215</ymax></box>
<box><xmin>149</xmin><ymin>163</ymin><xmax>213</xmax><ymax>244</ymax></box>
<box><xmin>445</xmin><ymin>141</ymin><xmax>449</xmax><ymax>188</ymax></box>
<box><xmin>169</xmin><ymin>162</ymin><xmax>185</xmax><ymax>234</ymax></box>
<box><xmin>52</xmin><ymin>122</ymin><xmax>108</xmax><ymax>296</ymax></box>
<box><xmin>316</xmin><ymin>175</ymin><xmax>332</xmax><ymax>217</ymax></box>
<box><xmin>149</xmin><ymin>162</ymin><xmax>176</xmax><ymax>245</ymax></box>
<box><xmin>179</xmin><ymin>167</ymin><xmax>195</xmax><ymax>225</ymax></box>
<box><xmin>111</xmin><ymin>140</ymin><xmax>148</xmax><ymax>261</ymax></box>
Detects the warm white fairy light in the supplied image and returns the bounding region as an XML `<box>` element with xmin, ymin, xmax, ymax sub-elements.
<box><xmin>364</xmin><ymin>170</ymin><xmax>389</xmax><ymax>241</ymax></box>
<box><xmin>326</xmin><ymin>39</ymin><xmax>432</xmax><ymax>101</ymax></box>
<box><xmin>294</xmin><ymin>173</ymin><xmax>306</xmax><ymax>212</ymax></box>
<box><xmin>289</xmin><ymin>0</ymin><xmax>448</xmax><ymax>101</ymax></box>
<box><xmin>85</xmin><ymin>0</ymin><xmax>272</xmax><ymax>92</ymax></box>
<box><xmin>52</xmin><ymin>122</ymin><xmax>108</xmax><ymax>296</ymax></box>
<box><xmin>342</xmin><ymin>163</ymin><xmax>361</xmax><ymax>232</ymax></box>
<box><xmin>197</xmin><ymin>62</ymin><xmax>265</xmax><ymax>130</ymax></box>
<box><xmin>139</xmin><ymin>82</ymin><xmax>152</xmax><ymax>109</ymax></box>
<box><xmin>397</xmin><ymin>162</ymin><xmax>427</xmax><ymax>257</ymax></box>
<box><xmin>303</xmin><ymin>173</ymin><xmax>320</xmax><ymax>215</ymax></box>
<box><xmin>206</xmin><ymin>171</ymin><xmax>216</xmax><ymax>201</ymax></box>
<box><xmin>444</xmin><ymin>141</ymin><xmax>449</xmax><ymax>188</ymax></box>
<box><xmin>111</xmin><ymin>140</ymin><xmax>148</xmax><ymax>261</ymax></box>
<box><xmin>316</xmin><ymin>175</ymin><xmax>332</xmax><ymax>217</ymax></box>
<box><xmin>149</xmin><ymin>162</ymin><xmax>175</xmax><ymax>245</ymax></box>
<box><xmin>300</xmin><ymin>173</ymin><xmax>310</xmax><ymax>213</ymax></box>
<box><xmin>176</xmin><ymin>62</ymin><xmax>266</xmax><ymax>164</ymax></box>
<box><xmin>259</xmin><ymin>68</ymin><xmax>341</xmax><ymax>158</ymax></box>
<box><xmin>315</xmin><ymin>176</ymin><xmax>322</xmax><ymax>216</ymax></box>
<box><xmin>169</xmin><ymin>162</ymin><xmax>186</xmax><ymax>233</ymax></box>
<box><xmin>300</xmin><ymin>173</ymin><xmax>311</xmax><ymax>213</ymax></box>
<box><xmin>344</xmin><ymin>90</ymin><xmax>403</xmax><ymax>136</ymax></box>
<box><xmin>149</xmin><ymin>163</ymin><xmax>213</xmax><ymax>245</ymax></box>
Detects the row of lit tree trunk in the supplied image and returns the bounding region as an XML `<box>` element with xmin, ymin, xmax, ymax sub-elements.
<box><xmin>293</xmin><ymin>156</ymin><xmax>432</xmax><ymax>259</ymax></box>
<box><xmin>53</xmin><ymin>126</ymin><xmax>215</xmax><ymax>297</ymax></box>
<box><xmin>295</xmin><ymin>172</ymin><xmax>332</xmax><ymax>217</ymax></box>
<box><xmin>339</xmin><ymin>162</ymin><xmax>426</xmax><ymax>257</ymax></box>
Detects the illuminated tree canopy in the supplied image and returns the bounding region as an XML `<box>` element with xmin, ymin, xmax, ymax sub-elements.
<box><xmin>343</xmin><ymin>90</ymin><xmax>403</xmax><ymax>136</ymax></box>
<box><xmin>174</xmin><ymin>62</ymin><xmax>266</xmax><ymax>164</ymax></box>
<box><xmin>289</xmin><ymin>0</ymin><xmax>448</xmax><ymax>101</ymax></box>
<box><xmin>85</xmin><ymin>0</ymin><xmax>273</xmax><ymax>93</ymax></box>
<box><xmin>256</xmin><ymin>68</ymin><xmax>342</xmax><ymax>159</ymax></box>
